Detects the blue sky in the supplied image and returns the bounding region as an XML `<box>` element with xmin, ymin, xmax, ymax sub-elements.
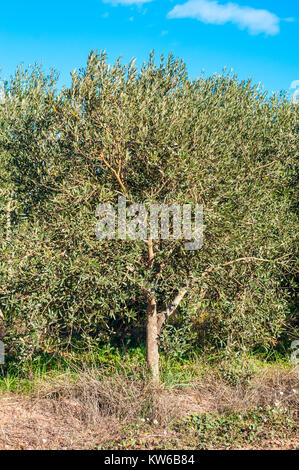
<box><xmin>0</xmin><ymin>0</ymin><xmax>298</xmax><ymax>94</ymax></box>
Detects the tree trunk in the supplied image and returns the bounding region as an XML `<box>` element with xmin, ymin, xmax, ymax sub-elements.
<box><xmin>146</xmin><ymin>297</ymin><xmax>159</xmax><ymax>384</ymax></box>
<box><xmin>6</xmin><ymin>198</ymin><xmax>11</xmax><ymax>242</ymax></box>
<box><xmin>146</xmin><ymin>237</ymin><xmax>160</xmax><ymax>383</ymax></box>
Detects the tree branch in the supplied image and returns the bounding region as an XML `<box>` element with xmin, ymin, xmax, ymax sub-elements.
<box><xmin>101</xmin><ymin>156</ymin><xmax>129</xmax><ymax>199</ymax></box>
<box><xmin>157</xmin><ymin>256</ymin><xmax>281</xmax><ymax>333</ymax></box>
<box><xmin>148</xmin><ymin>237</ymin><xmax>155</xmax><ymax>269</ymax></box>
<box><xmin>157</xmin><ymin>287</ymin><xmax>188</xmax><ymax>333</ymax></box>
<box><xmin>195</xmin><ymin>256</ymin><xmax>277</xmax><ymax>281</ymax></box>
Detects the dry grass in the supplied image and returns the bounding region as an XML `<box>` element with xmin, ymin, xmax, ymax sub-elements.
<box><xmin>34</xmin><ymin>367</ymin><xmax>187</xmax><ymax>427</ymax></box>
<box><xmin>0</xmin><ymin>395</ymin><xmax>117</xmax><ymax>450</ymax></box>
<box><xmin>247</xmin><ymin>367</ymin><xmax>299</xmax><ymax>410</ymax></box>
<box><xmin>193</xmin><ymin>366</ymin><xmax>299</xmax><ymax>414</ymax></box>
<box><xmin>0</xmin><ymin>364</ymin><xmax>298</xmax><ymax>450</ymax></box>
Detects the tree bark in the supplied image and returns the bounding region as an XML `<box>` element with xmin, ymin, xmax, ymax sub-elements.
<box><xmin>157</xmin><ymin>288</ymin><xmax>188</xmax><ymax>335</ymax></box>
<box><xmin>6</xmin><ymin>199</ymin><xmax>11</xmax><ymax>242</ymax></box>
<box><xmin>146</xmin><ymin>297</ymin><xmax>159</xmax><ymax>384</ymax></box>
<box><xmin>146</xmin><ymin>237</ymin><xmax>160</xmax><ymax>383</ymax></box>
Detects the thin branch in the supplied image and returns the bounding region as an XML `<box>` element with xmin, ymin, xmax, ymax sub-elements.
<box><xmin>240</xmin><ymin>158</ymin><xmax>284</xmax><ymax>183</ymax></box>
<box><xmin>148</xmin><ymin>237</ymin><xmax>155</xmax><ymax>269</ymax></box>
<box><xmin>102</xmin><ymin>156</ymin><xmax>129</xmax><ymax>199</ymax></box>
<box><xmin>196</xmin><ymin>256</ymin><xmax>277</xmax><ymax>281</ymax></box>
<box><xmin>220</xmin><ymin>256</ymin><xmax>273</xmax><ymax>267</ymax></box>
<box><xmin>157</xmin><ymin>255</ymin><xmax>283</xmax><ymax>333</ymax></box>
<box><xmin>157</xmin><ymin>287</ymin><xmax>189</xmax><ymax>333</ymax></box>
<box><xmin>6</xmin><ymin>200</ymin><xmax>12</xmax><ymax>243</ymax></box>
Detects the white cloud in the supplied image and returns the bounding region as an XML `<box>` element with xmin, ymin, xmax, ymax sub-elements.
<box><xmin>103</xmin><ymin>0</ymin><xmax>152</xmax><ymax>5</ymax></box>
<box><xmin>167</xmin><ymin>0</ymin><xmax>280</xmax><ymax>36</ymax></box>
<box><xmin>290</xmin><ymin>80</ymin><xmax>299</xmax><ymax>104</ymax></box>
<box><xmin>0</xmin><ymin>82</ymin><xmax>5</xmax><ymax>105</ymax></box>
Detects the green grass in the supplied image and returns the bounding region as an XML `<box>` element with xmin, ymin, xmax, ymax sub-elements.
<box><xmin>0</xmin><ymin>345</ymin><xmax>294</xmax><ymax>394</ymax></box>
<box><xmin>174</xmin><ymin>407</ymin><xmax>297</xmax><ymax>449</ymax></box>
<box><xmin>96</xmin><ymin>407</ymin><xmax>298</xmax><ymax>450</ymax></box>
<box><xmin>0</xmin><ymin>346</ymin><xmax>297</xmax><ymax>450</ymax></box>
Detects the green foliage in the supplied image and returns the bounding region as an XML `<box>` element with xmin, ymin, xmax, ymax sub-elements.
<box><xmin>179</xmin><ymin>407</ymin><xmax>297</xmax><ymax>449</ymax></box>
<box><xmin>0</xmin><ymin>51</ymin><xmax>298</xmax><ymax>362</ymax></box>
<box><xmin>159</xmin><ymin>321</ymin><xmax>197</xmax><ymax>358</ymax></box>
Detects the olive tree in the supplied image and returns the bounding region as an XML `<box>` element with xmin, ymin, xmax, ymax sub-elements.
<box><xmin>0</xmin><ymin>52</ymin><xmax>297</xmax><ymax>382</ymax></box>
<box><xmin>52</xmin><ymin>52</ymin><xmax>297</xmax><ymax>381</ymax></box>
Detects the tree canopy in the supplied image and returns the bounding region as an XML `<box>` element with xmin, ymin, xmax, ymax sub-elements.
<box><xmin>0</xmin><ymin>52</ymin><xmax>298</xmax><ymax>373</ymax></box>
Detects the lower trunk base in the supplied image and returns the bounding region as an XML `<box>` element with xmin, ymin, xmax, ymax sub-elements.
<box><xmin>146</xmin><ymin>299</ymin><xmax>160</xmax><ymax>384</ymax></box>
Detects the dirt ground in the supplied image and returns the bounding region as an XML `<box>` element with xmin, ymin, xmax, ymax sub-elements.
<box><xmin>0</xmin><ymin>393</ymin><xmax>298</xmax><ymax>450</ymax></box>
<box><xmin>0</xmin><ymin>395</ymin><xmax>114</xmax><ymax>450</ymax></box>
<box><xmin>0</xmin><ymin>389</ymin><xmax>208</xmax><ymax>450</ymax></box>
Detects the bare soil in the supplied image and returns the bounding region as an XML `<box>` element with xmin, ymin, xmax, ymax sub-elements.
<box><xmin>0</xmin><ymin>366</ymin><xmax>298</xmax><ymax>450</ymax></box>
<box><xmin>0</xmin><ymin>392</ymin><xmax>297</xmax><ymax>450</ymax></box>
